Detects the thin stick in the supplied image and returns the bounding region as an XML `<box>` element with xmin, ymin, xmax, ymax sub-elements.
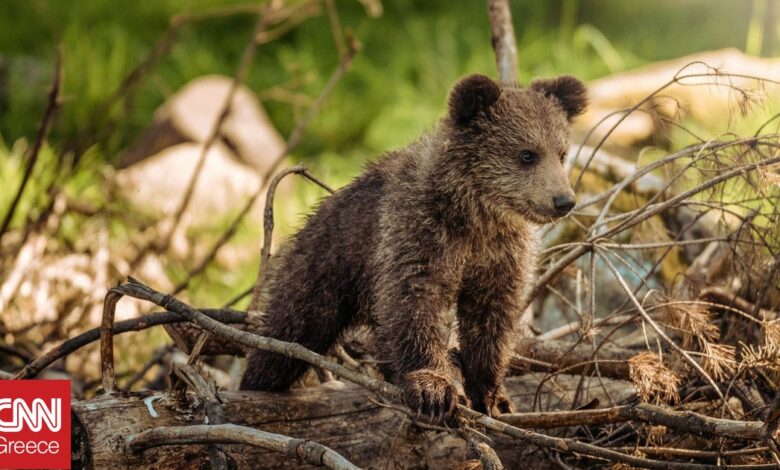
<box><xmin>187</xmin><ymin>332</ymin><xmax>210</xmax><ymax>365</ymax></box>
<box><xmin>262</xmin><ymin>166</ymin><xmax>305</xmax><ymax>264</ymax></box>
<box><xmin>459</xmin><ymin>407</ymin><xmax>771</xmax><ymax>470</ymax></box>
<box><xmin>607</xmin><ymin>446</ymin><xmax>770</xmax><ymax>459</ymax></box>
<box><xmin>122</xmin><ymin>345</ymin><xmax>173</xmax><ymax>391</ymax></box>
<box><xmin>463</xmin><ymin>430</ymin><xmax>504</xmax><ymax>470</ymax></box>
<box><xmin>0</xmin><ymin>49</ymin><xmax>62</xmax><ymax>240</ymax></box>
<box><xmin>324</xmin><ymin>0</ymin><xmax>346</xmax><ymax>57</ymax></box>
<box><xmin>100</xmin><ymin>288</ymin><xmax>122</xmax><ymax>392</ymax></box>
<box><xmin>248</xmin><ymin>165</ymin><xmax>334</xmax><ymax>306</ymax></box>
<box><xmin>222</xmin><ymin>285</ymin><xmax>254</xmax><ymax>309</ymax></box>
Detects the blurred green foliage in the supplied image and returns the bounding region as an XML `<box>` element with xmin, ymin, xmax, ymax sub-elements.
<box><xmin>0</xmin><ymin>0</ymin><xmax>770</xmax><ymax>163</ymax></box>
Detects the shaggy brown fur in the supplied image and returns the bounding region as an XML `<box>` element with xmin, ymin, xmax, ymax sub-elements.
<box><xmin>240</xmin><ymin>74</ymin><xmax>587</xmax><ymax>419</ymax></box>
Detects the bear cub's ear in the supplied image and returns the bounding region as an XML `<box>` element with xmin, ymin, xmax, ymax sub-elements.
<box><xmin>449</xmin><ymin>74</ymin><xmax>501</xmax><ymax>125</ymax></box>
<box><xmin>530</xmin><ymin>75</ymin><xmax>588</xmax><ymax>121</ymax></box>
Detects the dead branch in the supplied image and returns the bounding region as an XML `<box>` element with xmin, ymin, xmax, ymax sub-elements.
<box><xmin>486</xmin><ymin>0</ymin><xmax>518</xmax><ymax>83</ymax></box>
<box><xmin>249</xmin><ymin>166</ymin><xmax>320</xmax><ymax>311</ymax></box>
<box><xmin>250</xmin><ymin>164</ymin><xmax>335</xmax><ymax>307</ymax></box>
<box><xmin>700</xmin><ymin>286</ymin><xmax>777</xmax><ymax>321</ymax></box>
<box><xmin>459</xmin><ymin>406</ymin><xmax>775</xmax><ymax>470</ymax></box>
<box><xmin>123</xmin><ymin>345</ymin><xmax>172</xmax><ymax>391</ymax></box>
<box><xmin>608</xmin><ymin>445</ymin><xmax>770</xmax><ymax>459</ymax></box>
<box><xmin>261</xmin><ymin>165</ymin><xmax>333</xmax><ymax>265</ymax></box>
<box><xmin>12</xmin><ymin>308</ymin><xmax>246</xmax><ymax>379</ymax></box>
<box><xmin>465</xmin><ymin>432</ymin><xmax>504</xmax><ymax>470</ymax></box>
<box><xmin>0</xmin><ymin>48</ymin><xmax>62</xmax><ymax>240</ymax></box>
<box><xmin>126</xmin><ymin>424</ymin><xmax>360</xmax><ymax>470</ymax></box>
<box><xmin>106</xmin><ymin>278</ymin><xmax>398</xmax><ymax>398</ymax></box>
<box><xmin>499</xmin><ymin>402</ymin><xmax>767</xmax><ymax>439</ymax></box>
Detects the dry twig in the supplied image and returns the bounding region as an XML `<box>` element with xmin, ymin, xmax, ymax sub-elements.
<box><xmin>0</xmin><ymin>49</ymin><xmax>62</xmax><ymax>240</ymax></box>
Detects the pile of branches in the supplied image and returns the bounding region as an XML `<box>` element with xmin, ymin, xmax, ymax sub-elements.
<box><xmin>2</xmin><ymin>0</ymin><xmax>780</xmax><ymax>468</ymax></box>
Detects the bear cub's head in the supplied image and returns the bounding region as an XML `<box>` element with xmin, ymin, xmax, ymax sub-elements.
<box><xmin>446</xmin><ymin>73</ymin><xmax>587</xmax><ymax>224</ymax></box>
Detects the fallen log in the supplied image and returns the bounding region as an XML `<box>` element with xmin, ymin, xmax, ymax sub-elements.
<box><xmin>511</xmin><ymin>336</ymin><xmax>637</xmax><ymax>379</ymax></box>
<box><xmin>71</xmin><ymin>374</ymin><xmax>634</xmax><ymax>469</ymax></box>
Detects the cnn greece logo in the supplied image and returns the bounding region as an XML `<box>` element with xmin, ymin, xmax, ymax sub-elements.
<box><xmin>0</xmin><ymin>380</ymin><xmax>70</xmax><ymax>469</ymax></box>
<box><xmin>0</xmin><ymin>397</ymin><xmax>61</xmax><ymax>432</ymax></box>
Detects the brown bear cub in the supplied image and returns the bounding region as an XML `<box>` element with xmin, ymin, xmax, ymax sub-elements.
<box><xmin>240</xmin><ymin>74</ymin><xmax>587</xmax><ymax>419</ymax></box>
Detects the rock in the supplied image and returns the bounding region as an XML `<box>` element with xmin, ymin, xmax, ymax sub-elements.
<box><xmin>578</xmin><ymin>48</ymin><xmax>780</xmax><ymax>148</ymax></box>
<box><xmin>118</xmin><ymin>74</ymin><xmax>286</xmax><ymax>174</ymax></box>
<box><xmin>115</xmin><ymin>142</ymin><xmax>262</xmax><ymax>224</ymax></box>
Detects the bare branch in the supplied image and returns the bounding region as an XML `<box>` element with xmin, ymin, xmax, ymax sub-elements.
<box><xmin>0</xmin><ymin>48</ymin><xmax>62</xmax><ymax>240</ymax></box>
<box><xmin>486</xmin><ymin>0</ymin><xmax>518</xmax><ymax>82</ymax></box>
<box><xmin>499</xmin><ymin>402</ymin><xmax>767</xmax><ymax>440</ymax></box>
<box><xmin>126</xmin><ymin>423</ymin><xmax>360</xmax><ymax>470</ymax></box>
<box><xmin>12</xmin><ymin>308</ymin><xmax>246</xmax><ymax>380</ymax></box>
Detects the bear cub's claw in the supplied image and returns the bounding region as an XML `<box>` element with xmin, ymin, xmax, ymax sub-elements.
<box><xmin>470</xmin><ymin>385</ymin><xmax>514</xmax><ymax>417</ymax></box>
<box><xmin>402</xmin><ymin>369</ymin><xmax>468</xmax><ymax>422</ymax></box>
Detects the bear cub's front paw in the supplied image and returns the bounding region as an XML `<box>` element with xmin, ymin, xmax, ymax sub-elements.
<box><xmin>470</xmin><ymin>385</ymin><xmax>514</xmax><ymax>417</ymax></box>
<box><xmin>402</xmin><ymin>368</ymin><xmax>468</xmax><ymax>422</ymax></box>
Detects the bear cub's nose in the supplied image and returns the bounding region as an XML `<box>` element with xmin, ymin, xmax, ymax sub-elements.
<box><xmin>553</xmin><ymin>195</ymin><xmax>576</xmax><ymax>215</ymax></box>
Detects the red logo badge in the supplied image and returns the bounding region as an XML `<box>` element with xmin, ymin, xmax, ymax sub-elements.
<box><xmin>0</xmin><ymin>380</ymin><xmax>71</xmax><ymax>469</ymax></box>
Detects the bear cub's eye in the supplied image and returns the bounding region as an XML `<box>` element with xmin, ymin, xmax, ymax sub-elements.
<box><xmin>519</xmin><ymin>150</ymin><xmax>537</xmax><ymax>165</ymax></box>
<box><xmin>560</xmin><ymin>152</ymin><xmax>567</xmax><ymax>164</ymax></box>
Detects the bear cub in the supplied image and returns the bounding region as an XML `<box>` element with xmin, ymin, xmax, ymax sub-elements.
<box><xmin>240</xmin><ymin>73</ymin><xmax>587</xmax><ymax>419</ymax></box>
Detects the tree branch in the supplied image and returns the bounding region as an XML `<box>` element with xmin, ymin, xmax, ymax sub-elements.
<box><xmin>126</xmin><ymin>423</ymin><xmax>360</xmax><ymax>470</ymax></box>
<box><xmin>0</xmin><ymin>48</ymin><xmax>62</xmax><ymax>240</ymax></box>
<box><xmin>486</xmin><ymin>0</ymin><xmax>518</xmax><ymax>82</ymax></box>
